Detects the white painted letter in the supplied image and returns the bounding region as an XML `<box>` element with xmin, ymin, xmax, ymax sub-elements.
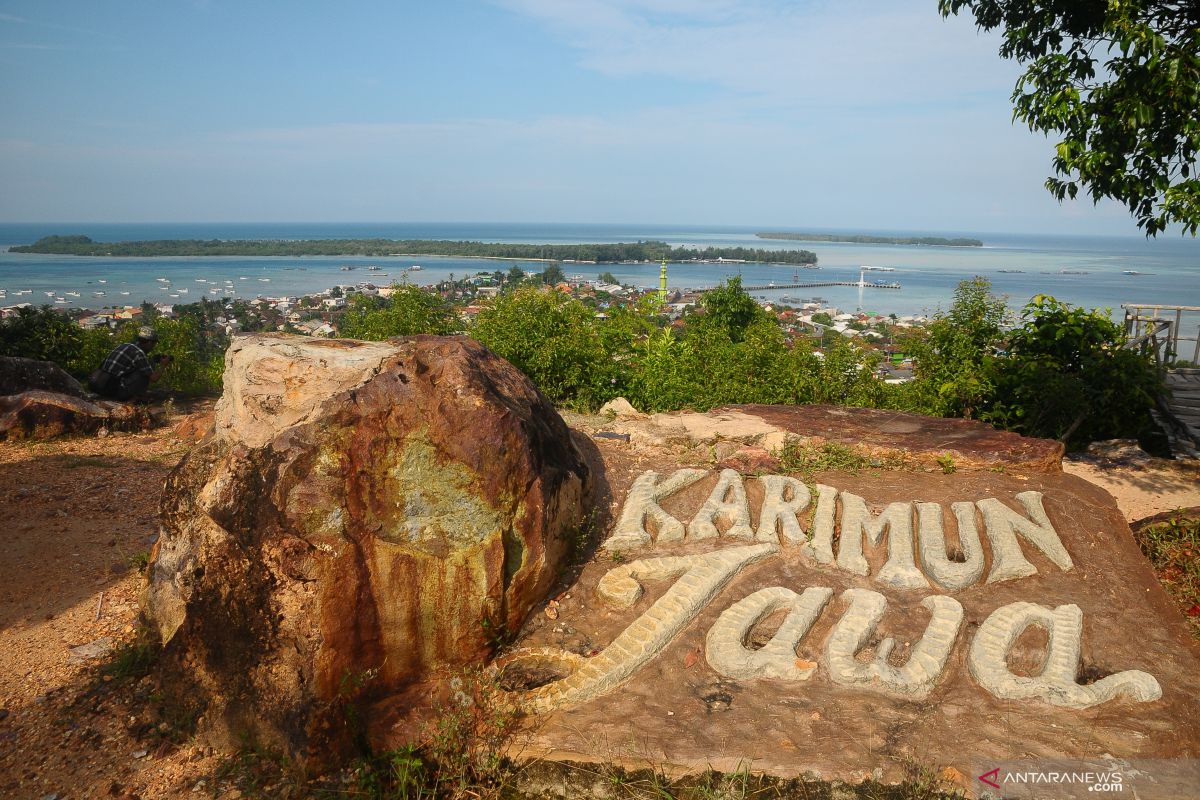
<box><xmin>706</xmin><ymin>586</ymin><xmax>833</xmax><ymax>680</ymax></box>
<box><xmin>838</xmin><ymin>493</ymin><xmax>927</xmax><ymax>589</ymax></box>
<box><xmin>917</xmin><ymin>501</ymin><xmax>986</xmax><ymax>591</ymax></box>
<box><xmin>977</xmin><ymin>492</ymin><xmax>1073</xmax><ymax>583</ymax></box>
<box><xmin>969</xmin><ymin>602</ymin><xmax>1161</xmax><ymax>708</ymax></box>
<box><xmin>755</xmin><ymin>475</ymin><xmax>811</xmax><ymax>545</ymax></box>
<box><xmin>824</xmin><ymin>588</ymin><xmax>963</xmax><ymax>698</ymax></box>
<box><xmin>802</xmin><ymin>484</ymin><xmax>838</xmax><ymax>565</ymax></box>
<box><xmin>688</xmin><ymin>468</ymin><xmax>754</xmax><ymax>541</ymax></box>
<box><xmin>503</xmin><ymin>544</ymin><xmax>778</xmax><ymax>713</ymax></box>
<box><xmin>603</xmin><ymin>468</ymin><xmax>706</xmax><ymax>550</ymax></box>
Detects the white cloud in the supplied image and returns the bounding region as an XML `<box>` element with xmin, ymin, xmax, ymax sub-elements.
<box><xmin>493</xmin><ymin>0</ymin><xmax>1016</xmax><ymax>107</ymax></box>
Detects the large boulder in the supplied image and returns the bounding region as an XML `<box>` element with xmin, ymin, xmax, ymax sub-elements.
<box><xmin>0</xmin><ymin>390</ymin><xmax>152</xmax><ymax>440</ymax></box>
<box><xmin>0</xmin><ymin>355</ymin><xmax>88</xmax><ymax>397</ymax></box>
<box><xmin>143</xmin><ymin>334</ymin><xmax>588</xmax><ymax>761</ymax></box>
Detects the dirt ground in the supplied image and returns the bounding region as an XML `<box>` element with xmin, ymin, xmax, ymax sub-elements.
<box><xmin>0</xmin><ymin>404</ymin><xmax>235</xmax><ymax>800</ymax></box>
<box><xmin>0</xmin><ymin>411</ymin><xmax>1197</xmax><ymax>799</ymax></box>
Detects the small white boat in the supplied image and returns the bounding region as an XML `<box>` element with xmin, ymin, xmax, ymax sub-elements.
<box><xmin>55</xmin><ymin>298</ymin><xmax>68</xmax><ymax>304</ymax></box>
<box><xmin>409</xmin><ymin>265</ymin><xmax>423</xmax><ymax>271</ymax></box>
<box><xmin>45</xmin><ymin>291</ymin><xmax>55</xmax><ymax>296</ymax></box>
<box><xmin>156</xmin><ymin>277</ymin><xmax>169</xmax><ymax>282</ymax></box>
<box><xmin>66</xmin><ymin>291</ymin><xmax>80</xmax><ymax>297</ymax></box>
<box><xmin>170</xmin><ymin>293</ymin><xmax>179</xmax><ymax>298</ymax></box>
<box><xmin>239</xmin><ymin>276</ymin><xmax>248</xmax><ymax>280</ymax></box>
<box><xmin>92</xmin><ymin>291</ymin><xmax>105</xmax><ymax>297</ymax></box>
<box><xmin>120</xmin><ymin>291</ymin><xmax>130</xmax><ymax>296</ymax></box>
<box><xmin>98</xmin><ymin>279</ymin><xmax>107</xmax><ymax>284</ymax></box>
<box><xmin>177</xmin><ymin>288</ymin><xmax>189</xmax><ymax>294</ymax></box>
<box><xmin>196</xmin><ymin>278</ymin><xmax>207</xmax><ymax>283</ymax></box>
<box><xmin>259</xmin><ymin>278</ymin><xmax>270</xmax><ymax>282</ymax></box>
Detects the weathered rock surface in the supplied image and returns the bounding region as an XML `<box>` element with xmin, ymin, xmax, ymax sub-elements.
<box><xmin>0</xmin><ymin>390</ymin><xmax>152</xmax><ymax>440</ymax></box>
<box><xmin>0</xmin><ymin>355</ymin><xmax>88</xmax><ymax>397</ymax></box>
<box><xmin>450</xmin><ymin>409</ymin><xmax>1200</xmax><ymax>792</ymax></box>
<box><xmin>144</xmin><ymin>334</ymin><xmax>588</xmax><ymax>762</ymax></box>
<box><xmin>589</xmin><ymin>404</ymin><xmax>1064</xmax><ymax>473</ymax></box>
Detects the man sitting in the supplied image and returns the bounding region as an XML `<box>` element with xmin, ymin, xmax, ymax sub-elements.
<box><xmin>90</xmin><ymin>326</ymin><xmax>170</xmax><ymax>401</ymax></box>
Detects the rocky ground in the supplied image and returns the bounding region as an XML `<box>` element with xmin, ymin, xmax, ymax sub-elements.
<box><xmin>0</xmin><ymin>402</ymin><xmax>234</xmax><ymax>800</ymax></box>
<box><xmin>0</xmin><ymin>406</ymin><xmax>1197</xmax><ymax>800</ymax></box>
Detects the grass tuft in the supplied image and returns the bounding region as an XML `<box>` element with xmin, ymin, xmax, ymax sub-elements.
<box><xmin>1134</xmin><ymin>509</ymin><xmax>1200</xmax><ymax>639</ymax></box>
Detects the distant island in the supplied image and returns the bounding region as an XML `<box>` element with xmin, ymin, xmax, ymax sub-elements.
<box><xmin>12</xmin><ymin>235</ymin><xmax>818</xmax><ymax>266</ymax></box>
<box><xmin>756</xmin><ymin>232</ymin><xmax>983</xmax><ymax>247</ymax></box>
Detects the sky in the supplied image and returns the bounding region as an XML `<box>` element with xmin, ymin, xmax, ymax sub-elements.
<box><xmin>0</xmin><ymin>0</ymin><xmax>1171</xmax><ymax>235</ymax></box>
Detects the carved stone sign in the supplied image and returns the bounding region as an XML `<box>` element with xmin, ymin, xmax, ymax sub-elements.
<box><xmin>493</xmin><ymin>458</ymin><xmax>1200</xmax><ymax>786</ymax></box>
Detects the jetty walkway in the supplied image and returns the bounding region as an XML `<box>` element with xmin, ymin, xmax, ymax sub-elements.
<box><xmin>741</xmin><ymin>281</ymin><xmax>901</xmax><ymax>291</ymax></box>
<box><xmin>1123</xmin><ymin>304</ymin><xmax>1200</xmax><ymax>458</ymax></box>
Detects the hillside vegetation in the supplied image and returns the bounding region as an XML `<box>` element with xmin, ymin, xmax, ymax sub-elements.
<box><xmin>11</xmin><ymin>235</ymin><xmax>819</xmax><ymax>265</ymax></box>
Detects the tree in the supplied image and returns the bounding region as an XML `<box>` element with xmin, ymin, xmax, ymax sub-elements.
<box><xmin>905</xmin><ymin>277</ymin><xmax>1008</xmax><ymax>418</ymax></box>
<box><xmin>471</xmin><ymin>287</ymin><xmax>615</xmax><ymax>409</ymax></box>
<box><xmin>940</xmin><ymin>0</ymin><xmax>1200</xmax><ymax>235</ymax></box>
<box><xmin>598</xmin><ymin>271</ymin><xmax>618</xmax><ymax>285</ymax></box>
<box><xmin>338</xmin><ymin>285</ymin><xmax>457</xmax><ymax>340</ymax></box>
<box><xmin>695</xmin><ymin>276</ymin><xmax>766</xmax><ymax>343</ymax></box>
<box><xmin>0</xmin><ymin>306</ymin><xmax>82</xmax><ymax>366</ymax></box>
<box><xmin>506</xmin><ymin>265</ymin><xmax>526</xmax><ymax>287</ymax></box>
<box><xmin>541</xmin><ymin>263</ymin><xmax>566</xmax><ymax>285</ymax></box>
<box><xmin>983</xmin><ymin>295</ymin><xmax>1161</xmax><ymax>447</ymax></box>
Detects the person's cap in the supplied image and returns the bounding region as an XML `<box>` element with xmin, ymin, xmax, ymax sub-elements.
<box><xmin>137</xmin><ymin>326</ymin><xmax>158</xmax><ymax>341</ymax></box>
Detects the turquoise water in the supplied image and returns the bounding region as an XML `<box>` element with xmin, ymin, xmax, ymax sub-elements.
<box><xmin>1</xmin><ymin>223</ymin><xmax>1197</xmax><ymax>324</ymax></box>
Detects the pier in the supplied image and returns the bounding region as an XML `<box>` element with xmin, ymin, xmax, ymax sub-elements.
<box><xmin>740</xmin><ymin>280</ymin><xmax>900</xmax><ymax>291</ymax></box>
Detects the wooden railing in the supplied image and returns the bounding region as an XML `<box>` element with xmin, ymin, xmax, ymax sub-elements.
<box><xmin>1122</xmin><ymin>304</ymin><xmax>1200</xmax><ymax>366</ymax></box>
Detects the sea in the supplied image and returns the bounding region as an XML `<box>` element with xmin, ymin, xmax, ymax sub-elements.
<box><xmin>2</xmin><ymin>222</ymin><xmax>1198</xmax><ymax>330</ymax></box>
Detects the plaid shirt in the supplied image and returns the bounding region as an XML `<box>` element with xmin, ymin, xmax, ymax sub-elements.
<box><xmin>100</xmin><ymin>342</ymin><xmax>153</xmax><ymax>380</ymax></box>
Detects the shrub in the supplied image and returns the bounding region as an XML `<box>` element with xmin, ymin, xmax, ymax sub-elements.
<box><xmin>339</xmin><ymin>284</ymin><xmax>458</xmax><ymax>340</ymax></box>
<box><xmin>472</xmin><ymin>287</ymin><xmax>616</xmax><ymax>410</ymax></box>
<box><xmin>983</xmin><ymin>295</ymin><xmax>1160</xmax><ymax>447</ymax></box>
<box><xmin>904</xmin><ymin>277</ymin><xmax>1008</xmax><ymax>418</ymax></box>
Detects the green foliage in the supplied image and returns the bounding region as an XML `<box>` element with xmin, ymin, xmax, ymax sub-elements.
<box><xmin>696</xmin><ymin>276</ymin><xmax>767</xmax><ymax>343</ymax></box>
<box><xmin>905</xmin><ymin>277</ymin><xmax>1008</xmax><ymax>418</ymax></box>
<box><xmin>102</xmin><ymin>635</ymin><xmax>159</xmax><ymax>682</ymax></box>
<box><xmin>983</xmin><ymin>295</ymin><xmax>1160</xmax><ymax>447</ymax></box>
<box><xmin>940</xmin><ymin>0</ymin><xmax>1200</xmax><ymax>235</ymax></box>
<box><xmin>936</xmin><ymin>453</ymin><xmax>957</xmax><ymax>474</ymax></box>
<box><xmin>541</xmin><ymin>263</ymin><xmax>565</xmax><ymax>285</ymax></box>
<box><xmin>598</xmin><ymin>271</ymin><xmax>618</xmax><ymax>284</ymax></box>
<box><xmin>339</xmin><ymin>284</ymin><xmax>458</xmax><ymax>340</ymax></box>
<box><xmin>12</xmin><ymin>235</ymin><xmax>819</xmax><ymax>265</ymax></box>
<box><xmin>1134</xmin><ymin>510</ymin><xmax>1200</xmax><ymax>640</ymax></box>
<box><xmin>776</xmin><ymin>439</ymin><xmax>873</xmax><ymax>475</ymax></box>
<box><xmin>0</xmin><ymin>306</ymin><xmax>223</xmax><ymax>395</ymax></box>
<box><xmin>470</xmin><ymin>278</ymin><xmax>888</xmax><ymax>414</ymax></box>
<box><xmin>149</xmin><ymin>316</ymin><xmax>226</xmax><ymax>395</ymax></box>
<box><xmin>0</xmin><ymin>306</ymin><xmax>83</xmax><ymax>364</ymax></box>
<box><xmin>472</xmin><ymin>287</ymin><xmax>615</xmax><ymax>409</ymax></box>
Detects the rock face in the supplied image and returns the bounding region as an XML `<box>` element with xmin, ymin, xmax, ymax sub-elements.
<box><xmin>0</xmin><ymin>355</ymin><xmax>88</xmax><ymax>397</ymax></box>
<box><xmin>144</xmin><ymin>334</ymin><xmax>588</xmax><ymax>761</ymax></box>
<box><xmin>0</xmin><ymin>390</ymin><xmax>152</xmax><ymax>440</ymax></box>
<box><xmin>488</xmin><ymin>416</ymin><xmax>1200</xmax><ymax>789</ymax></box>
<box><xmin>0</xmin><ymin>356</ymin><xmax>158</xmax><ymax>440</ymax></box>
